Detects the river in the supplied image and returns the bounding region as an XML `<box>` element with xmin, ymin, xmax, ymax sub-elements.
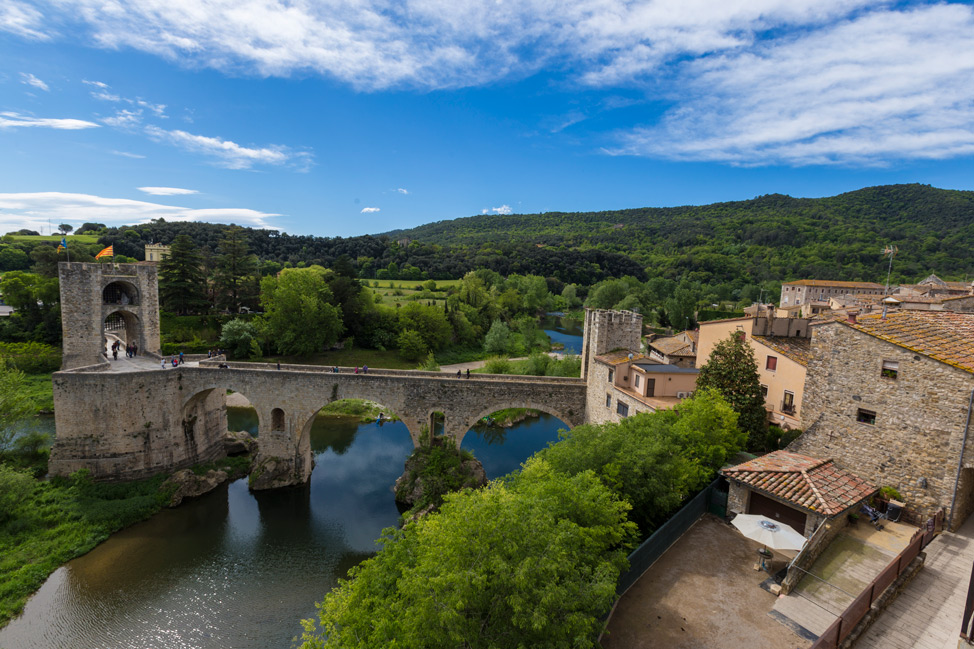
<box><xmin>542</xmin><ymin>314</ymin><xmax>584</xmax><ymax>355</ymax></box>
<box><xmin>0</xmin><ymin>409</ymin><xmax>568</xmax><ymax>649</ymax></box>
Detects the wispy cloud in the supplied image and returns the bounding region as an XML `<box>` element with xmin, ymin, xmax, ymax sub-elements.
<box><xmin>86</xmin><ymin>80</ymin><xmax>166</xmax><ymax>117</ymax></box>
<box><xmin>613</xmin><ymin>4</ymin><xmax>974</xmax><ymax>166</ymax></box>
<box><xmin>111</xmin><ymin>150</ymin><xmax>146</xmax><ymax>159</ymax></box>
<box><xmin>0</xmin><ymin>192</ymin><xmax>279</xmax><ymax>231</ymax></box>
<box><xmin>491</xmin><ymin>205</ymin><xmax>512</xmax><ymax>215</ymax></box>
<box><xmin>0</xmin><ymin>1</ymin><xmax>49</xmax><ymax>40</ymax></box>
<box><xmin>360</xmin><ymin>207</ymin><xmax>380</xmax><ymax>213</ymax></box>
<box><xmin>82</xmin><ymin>79</ymin><xmax>109</xmax><ymax>89</ymax></box>
<box><xmin>137</xmin><ymin>186</ymin><xmax>198</xmax><ymax>195</ymax></box>
<box><xmin>102</xmin><ymin>108</ymin><xmax>143</xmax><ymax>129</ymax></box>
<box><xmin>0</xmin><ymin>112</ymin><xmax>100</xmax><ymax>130</ymax></box>
<box><xmin>20</xmin><ymin>72</ymin><xmax>49</xmax><ymax>92</ymax></box>
<box><xmin>144</xmin><ymin>125</ymin><xmax>311</xmax><ymax>170</ymax></box>
<box><xmin>396</xmin><ymin>188</ymin><xmax>409</xmax><ymax>195</ymax></box>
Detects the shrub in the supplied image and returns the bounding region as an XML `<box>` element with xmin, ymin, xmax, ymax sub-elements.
<box><xmin>483</xmin><ymin>356</ymin><xmax>512</xmax><ymax>374</ymax></box>
<box><xmin>0</xmin><ymin>342</ymin><xmax>60</xmax><ymax>374</ymax></box>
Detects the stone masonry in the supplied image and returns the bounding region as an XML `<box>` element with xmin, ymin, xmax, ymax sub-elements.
<box><xmin>59</xmin><ymin>262</ymin><xmax>161</xmax><ymax>370</ymax></box>
<box><xmin>791</xmin><ymin>320</ymin><xmax>974</xmax><ymax>526</ymax></box>
<box><xmin>582</xmin><ymin>309</ymin><xmax>643</xmax><ymax>425</ymax></box>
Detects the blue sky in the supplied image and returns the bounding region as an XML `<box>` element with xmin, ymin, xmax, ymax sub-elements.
<box><xmin>1</xmin><ymin>0</ymin><xmax>973</xmax><ymax>237</ymax></box>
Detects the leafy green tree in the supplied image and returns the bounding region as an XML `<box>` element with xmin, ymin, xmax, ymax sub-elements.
<box><xmin>397</xmin><ymin>329</ymin><xmax>427</xmax><ymax>362</ymax></box>
<box><xmin>483</xmin><ymin>319</ymin><xmax>511</xmax><ymax>355</ymax></box>
<box><xmin>665</xmin><ymin>280</ymin><xmax>699</xmax><ymax>331</ymax></box>
<box><xmin>0</xmin><ymin>271</ymin><xmax>61</xmax><ymax>344</ymax></box>
<box><xmin>397</xmin><ymin>303</ymin><xmax>451</xmax><ymax>351</ymax></box>
<box><xmin>0</xmin><ymin>247</ymin><xmax>29</xmax><ymax>271</ymax></box>
<box><xmin>695</xmin><ymin>333</ymin><xmax>769</xmax><ymax>451</ymax></box>
<box><xmin>260</xmin><ymin>267</ymin><xmax>343</xmax><ymax>356</ymax></box>
<box><xmin>219</xmin><ymin>319</ymin><xmax>260</xmax><ymax>359</ymax></box>
<box><xmin>57</xmin><ymin>224</ymin><xmax>73</xmax><ymax>235</ymax></box>
<box><xmin>213</xmin><ymin>226</ymin><xmax>259</xmax><ymax>312</ymax></box>
<box><xmin>586</xmin><ymin>279</ymin><xmax>629</xmax><ymax>309</ymax></box>
<box><xmin>159</xmin><ymin>235</ymin><xmax>209</xmax><ymax>315</ymax></box>
<box><xmin>299</xmin><ymin>458</ymin><xmax>634</xmax><ymax>649</ymax></box>
<box><xmin>561</xmin><ymin>283</ymin><xmax>581</xmax><ymax>308</ymax></box>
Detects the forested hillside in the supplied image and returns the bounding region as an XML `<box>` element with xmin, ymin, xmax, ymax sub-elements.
<box><xmin>385</xmin><ymin>184</ymin><xmax>974</xmax><ymax>286</ymax></box>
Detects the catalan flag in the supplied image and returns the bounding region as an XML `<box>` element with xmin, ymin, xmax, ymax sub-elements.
<box><xmin>95</xmin><ymin>245</ymin><xmax>114</xmax><ymax>259</ymax></box>
<box><xmin>57</xmin><ymin>237</ymin><xmax>67</xmax><ymax>252</ymax></box>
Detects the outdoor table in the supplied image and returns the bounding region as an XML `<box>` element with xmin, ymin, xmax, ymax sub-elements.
<box><xmin>757</xmin><ymin>548</ymin><xmax>773</xmax><ymax>572</ymax></box>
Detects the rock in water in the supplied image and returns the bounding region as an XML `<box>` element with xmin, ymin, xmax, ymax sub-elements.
<box><xmin>224</xmin><ymin>430</ymin><xmax>257</xmax><ymax>456</ymax></box>
<box><xmin>163</xmin><ymin>469</ymin><xmax>229</xmax><ymax>507</ymax></box>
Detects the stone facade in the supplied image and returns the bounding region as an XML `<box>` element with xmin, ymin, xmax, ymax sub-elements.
<box><xmin>791</xmin><ymin>321</ymin><xmax>974</xmax><ymax>526</ymax></box>
<box><xmin>581</xmin><ymin>309</ymin><xmax>644</xmax><ymax>424</ymax></box>
<box><xmin>58</xmin><ymin>262</ymin><xmax>161</xmax><ymax>370</ymax></box>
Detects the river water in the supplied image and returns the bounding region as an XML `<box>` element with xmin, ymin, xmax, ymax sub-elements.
<box><xmin>0</xmin><ymin>410</ymin><xmax>567</xmax><ymax>649</ymax></box>
<box><xmin>542</xmin><ymin>314</ymin><xmax>584</xmax><ymax>355</ymax></box>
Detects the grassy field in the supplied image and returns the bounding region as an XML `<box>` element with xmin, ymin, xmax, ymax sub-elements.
<box><xmin>22</xmin><ymin>373</ymin><xmax>54</xmax><ymax>413</ymax></box>
<box><xmin>7</xmin><ymin>234</ymin><xmax>101</xmax><ymax>244</ymax></box>
<box><xmin>365</xmin><ymin>279</ymin><xmax>457</xmax><ymax>309</ymax></box>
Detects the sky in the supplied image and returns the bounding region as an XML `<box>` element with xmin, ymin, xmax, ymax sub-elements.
<box><xmin>1</xmin><ymin>0</ymin><xmax>973</xmax><ymax>238</ymax></box>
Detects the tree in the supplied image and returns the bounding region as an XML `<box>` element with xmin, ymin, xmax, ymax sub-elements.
<box><xmin>75</xmin><ymin>222</ymin><xmax>106</xmax><ymax>235</ymax></box>
<box><xmin>483</xmin><ymin>319</ymin><xmax>511</xmax><ymax>355</ymax></box>
<box><xmin>57</xmin><ymin>224</ymin><xmax>73</xmax><ymax>235</ymax></box>
<box><xmin>299</xmin><ymin>458</ymin><xmax>634</xmax><ymax>649</ymax></box>
<box><xmin>260</xmin><ymin>267</ymin><xmax>343</xmax><ymax>356</ymax></box>
<box><xmin>0</xmin><ymin>247</ymin><xmax>29</xmax><ymax>271</ymax></box>
<box><xmin>397</xmin><ymin>329</ymin><xmax>427</xmax><ymax>362</ymax></box>
<box><xmin>219</xmin><ymin>319</ymin><xmax>260</xmax><ymax>359</ymax></box>
<box><xmin>213</xmin><ymin>226</ymin><xmax>259</xmax><ymax>312</ymax></box>
<box><xmin>665</xmin><ymin>279</ymin><xmax>699</xmax><ymax>331</ymax></box>
<box><xmin>159</xmin><ymin>235</ymin><xmax>208</xmax><ymax>314</ymax></box>
<box><xmin>397</xmin><ymin>303</ymin><xmax>451</xmax><ymax>351</ymax></box>
<box><xmin>695</xmin><ymin>333</ymin><xmax>769</xmax><ymax>451</ymax></box>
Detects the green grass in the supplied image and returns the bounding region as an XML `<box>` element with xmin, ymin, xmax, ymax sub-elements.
<box><xmin>319</xmin><ymin>399</ymin><xmax>401</xmax><ymax>422</ymax></box>
<box><xmin>368</xmin><ymin>279</ymin><xmax>461</xmax><ymax>289</ymax></box>
<box><xmin>264</xmin><ymin>347</ymin><xmax>416</xmax><ymax>370</ymax></box>
<box><xmin>7</xmin><ymin>234</ymin><xmax>101</xmax><ymax>243</ymax></box>
<box><xmin>21</xmin><ymin>373</ymin><xmax>54</xmax><ymax>413</ymax></box>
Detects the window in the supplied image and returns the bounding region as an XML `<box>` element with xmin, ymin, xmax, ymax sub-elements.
<box><xmin>606</xmin><ymin>393</ymin><xmax>612</xmax><ymax>408</ymax></box>
<box><xmin>634</xmin><ymin>375</ymin><xmax>641</xmax><ymax>388</ymax></box>
<box><xmin>761</xmin><ymin>384</ymin><xmax>769</xmax><ymax>398</ymax></box>
<box><xmin>766</xmin><ymin>356</ymin><xmax>778</xmax><ymax>371</ymax></box>
<box><xmin>881</xmin><ymin>360</ymin><xmax>899</xmax><ymax>380</ymax></box>
<box><xmin>857</xmin><ymin>409</ymin><xmax>877</xmax><ymax>425</ymax></box>
<box><xmin>616</xmin><ymin>402</ymin><xmax>629</xmax><ymax>418</ymax></box>
<box><xmin>608</xmin><ymin>369</ymin><xmax>614</xmax><ymax>383</ymax></box>
<box><xmin>782</xmin><ymin>391</ymin><xmax>795</xmax><ymax>414</ymax></box>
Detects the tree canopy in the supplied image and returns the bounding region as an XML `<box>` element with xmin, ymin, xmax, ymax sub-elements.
<box><xmin>695</xmin><ymin>333</ymin><xmax>769</xmax><ymax>451</ymax></box>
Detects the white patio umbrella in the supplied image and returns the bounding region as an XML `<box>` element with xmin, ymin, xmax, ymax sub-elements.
<box><xmin>731</xmin><ymin>514</ymin><xmax>807</xmax><ymax>552</ymax></box>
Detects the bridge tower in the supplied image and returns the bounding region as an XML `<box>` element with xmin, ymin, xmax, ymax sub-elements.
<box><xmin>58</xmin><ymin>262</ymin><xmax>162</xmax><ymax>369</ymax></box>
<box><xmin>580</xmin><ymin>308</ymin><xmax>643</xmax><ymax>380</ymax></box>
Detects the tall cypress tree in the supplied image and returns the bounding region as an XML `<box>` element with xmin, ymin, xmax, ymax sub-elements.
<box><xmin>213</xmin><ymin>226</ymin><xmax>259</xmax><ymax>313</ymax></box>
<box><xmin>695</xmin><ymin>332</ymin><xmax>769</xmax><ymax>452</ymax></box>
<box><xmin>159</xmin><ymin>235</ymin><xmax>208</xmax><ymax>315</ymax></box>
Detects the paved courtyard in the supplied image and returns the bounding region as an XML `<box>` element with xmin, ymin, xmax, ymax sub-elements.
<box><xmin>601</xmin><ymin>514</ymin><xmax>809</xmax><ymax>649</ymax></box>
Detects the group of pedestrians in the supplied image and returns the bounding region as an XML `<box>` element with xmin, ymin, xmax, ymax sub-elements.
<box><xmin>109</xmin><ymin>340</ymin><xmax>138</xmax><ymax>360</ymax></box>
<box><xmin>456</xmin><ymin>369</ymin><xmax>471</xmax><ymax>379</ymax></box>
<box><xmin>161</xmin><ymin>351</ymin><xmax>185</xmax><ymax>369</ymax></box>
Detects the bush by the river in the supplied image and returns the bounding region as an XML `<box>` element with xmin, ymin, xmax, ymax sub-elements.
<box><xmin>0</xmin><ymin>342</ymin><xmax>60</xmax><ymax>374</ymax></box>
<box><xmin>299</xmin><ymin>389</ymin><xmax>744</xmax><ymax>648</ymax></box>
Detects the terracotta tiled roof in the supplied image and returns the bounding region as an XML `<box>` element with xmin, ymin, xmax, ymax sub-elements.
<box><xmin>721</xmin><ymin>450</ymin><xmax>876</xmax><ymax>516</ymax></box>
<box><xmin>751</xmin><ymin>335</ymin><xmax>811</xmax><ymax>367</ymax></box>
<box><xmin>784</xmin><ymin>280</ymin><xmax>884</xmax><ymax>289</ymax></box>
<box><xmin>594</xmin><ymin>350</ymin><xmax>646</xmax><ymax>365</ymax></box>
<box><xmin>650</xmin><ymin>336</ymin><xmax>696</xmax><ymax>357</ymax></box>
<box><xmin>846</xmin><ymin>311</ymin><xmax>974</xmax><ymax>374</ymax></box>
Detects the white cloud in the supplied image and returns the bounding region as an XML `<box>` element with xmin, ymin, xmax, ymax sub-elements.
<box><xmin>614</xmin><ymin>4</ymin><xmax>974</xmax><ymax>166</ymax></box>
<box><xmin>0</xmin><ymin>1</ymin><xmax>49</xmax><ymax>40</ymax></box>
<box><xmin>86</xmin><ymin>81</ymin><xmax>166</xmax><ymax>117</ymax></box>
<box><xmin>144</xmin><ymin>125</ymin><xmax>311</xmax><ymax>170</ymax></box>
<box><xmin>20</xmin><ymin>72</ymin><xmax>49</xmax><ymax>91</ymax></box>
<box><xmin>491</xmin><ymin>205</ymin><xmax>512</xmax><ymax>215</ymax></box>
<box><xmin>360</xmin><ymin>207</ymin><xmax>380</xmax><ymax>213</ymax></box>
<box><xmin>82</xmin><ymin>79</ymin><xmax>109</xmax><ymax>89</ymax></box>
<box><xmin>0</xmin><ymin>192</ymin><xmax>280</xmax><ymax>231</ymax></box>
<box><xmin>137</xmin><ymin>186</ymin><xmax>199</xmax><ymax>195</ymax></box>
<box><xmin>9</xmin><ymin>0</ymin><xmax>878</xmax><ymax>91</ymax></box>
<box><xmin>0</xmin><ymin>112</ymin><xmax>100</xmax><ymax>130</ymax></box>
<box><xmin>111</xmin><ymin>150</ymin><xmax>146</xmax><ymax>159</ymax></box>
<box><xmin>102</xmin><ymin>108</ymin><xmax>143</xmax><ymax>128</ymax></box>
<box><xmin>396</xmin><ymin>188</ymin><xmax>409</xmax><ymax>195</ymax></box>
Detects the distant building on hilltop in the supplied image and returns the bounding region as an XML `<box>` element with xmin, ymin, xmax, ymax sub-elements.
<box><xmin>779</xmin><ymin>280</ymin><xmax>885</xmax><ymax>307</ymax></box>
<box><xmin>144</xmin><ymin>243</ymin><xmax>171</xmax><ymax>263</ymax></box>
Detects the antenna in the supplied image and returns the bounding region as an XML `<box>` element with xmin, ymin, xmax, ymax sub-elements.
<box><xmin>883</xmin><ymin>245</ymin><xmax>898</xmax><ymax>296</ymax></box>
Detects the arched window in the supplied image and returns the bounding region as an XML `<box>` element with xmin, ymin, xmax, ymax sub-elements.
<box><xmin>271</xmin><ymin>408</ymin><xmax>285</xmax><ymax>431</ymax></box>
<box><xmin>103</xmin><ymin>281</ymin><xmax>139</xmax><ymax>305</ymax></box>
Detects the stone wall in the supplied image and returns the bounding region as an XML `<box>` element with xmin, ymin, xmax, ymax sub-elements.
<box><xmin>791</xmin><ymin>321</ymin><xmax>974</xmax><ymax>524</ymax></box>
<box><xmin>580</xmin><ymin>309</ymin><xmax>642</xmax><ymax>381</ymax></box>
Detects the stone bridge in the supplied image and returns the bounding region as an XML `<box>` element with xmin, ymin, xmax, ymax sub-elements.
<box><xmin>50</xmin><ymin>360</ymin><xmax>587</xmax><ymax>487</ymax></box>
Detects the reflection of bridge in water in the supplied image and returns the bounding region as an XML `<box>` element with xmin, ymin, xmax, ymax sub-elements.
<box><xmin>51</xmin><ymin>261</ymin><xmax>640</xmax><ymax>489</ymax></box>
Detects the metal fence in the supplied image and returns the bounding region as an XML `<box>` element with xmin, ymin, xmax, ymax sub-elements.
<box><xmin>615</xmin><ymin>479</ymin><xmax>720</xmax><ymax>595</ymax></box>
<box><xmin>811</xmin><ymin>508</ymin><xmax>944</xmax><ymax>649</ymax></box>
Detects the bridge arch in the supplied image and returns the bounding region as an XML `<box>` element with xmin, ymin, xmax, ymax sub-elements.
<box><xmin>103</xmin><ymin>308</ymin><xmax>141</xmax><ymax>348</ymax></box>
<box><xmin>455</xmin><ymin>399</ymin><xmax>578</xmax><ymax>447</ymax></box>
<box><xmin>103</xmin><ymin>280</ymin><xmax>140</xmax><ymax>306</ymax></box>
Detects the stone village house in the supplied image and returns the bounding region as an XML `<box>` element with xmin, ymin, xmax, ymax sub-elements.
<box><xmin>790</xmin><ymin>310</ymin><xmax>974</xmax><ymax>528</ymax></box>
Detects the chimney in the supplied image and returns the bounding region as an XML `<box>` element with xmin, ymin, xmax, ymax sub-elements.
<box><xmin>847</xmin><ymin>312</ymin><xmax>857</xmax><ymax>324</ymax></box>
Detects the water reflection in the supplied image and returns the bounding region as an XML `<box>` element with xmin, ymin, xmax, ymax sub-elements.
<box><xmin>0</xmin><ymin>410</ymin><xmax>565</xmax><ymax>649</ymax></box>
<box><xmin>542</xmin><ymin>315</ymin><xmax>584</xmax><ymax>355</ymax></box>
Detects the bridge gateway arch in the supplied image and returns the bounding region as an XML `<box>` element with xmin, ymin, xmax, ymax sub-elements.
<box><xmin>50</xmin><ymin>262</ymin><xmax>637</xmax><ymax>488</ymax></box>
